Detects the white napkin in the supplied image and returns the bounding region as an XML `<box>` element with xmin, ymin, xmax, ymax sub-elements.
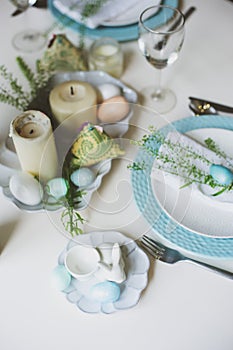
<box><xmin>152</xmin><ymin>131</ymin><xmax>233</xmax><ymax>203</ymax></box>
<box><xmin>52</xmin><ymin>0</ymin><xmax>161</xmax><ymax>29</ymax></box>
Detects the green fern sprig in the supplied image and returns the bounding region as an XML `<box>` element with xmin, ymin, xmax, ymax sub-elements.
<box><xmin>0</xmin><ymin>56</ymin><xmax>51</xmax><ymax>111</ymax></box>
<box><xmin>129</xmin><ymin>128</ymin><xmax>233</xmax><ymax>195</ymax></box>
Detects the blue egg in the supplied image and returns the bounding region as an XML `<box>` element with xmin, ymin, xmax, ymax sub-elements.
<box><xmin>70</xmin><ymin>168</ymin><xmax>95</xmax><ymax>188</ymax></box>
<box><xmin>51</xmin><ymin>265</ymin><xmax>71</xmax><ymax>291</ymax></box>
<box><xmin>210</xmin><ymin>164</ymin><xmax>233</xmax><ymax>186</ymax></box>
<box><xmin>46</xmin><ymin>177</ymin><xmax>68</xmax><ymax>199</ymax></box>
<box><xmin>89</xmin><ymin>281</ymin><xmax>121</xmax><ymax>303</ymax></box>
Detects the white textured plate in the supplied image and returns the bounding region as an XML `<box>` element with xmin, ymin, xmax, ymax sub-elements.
<box><xmin>101</xmin><ymin>0</ymin><xmax>160</xmax><ymax>27</ymax></box>
<box><xmin>152</xmin><ymin>128</ymin><xmax>233</xmax><ymax>238</ymax></box>
<box><xmin>1</xmin><ymin>71</ymin><xmax>137</xmax><ymax>212</ymax></box>
<box><xmin>56</xmin><ymin>231</ymin><xmax>150</xmax><ymax>314</ymax></box>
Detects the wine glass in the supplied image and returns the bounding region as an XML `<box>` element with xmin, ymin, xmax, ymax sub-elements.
<box><xmin>9</xmin><ymin>0</ymin><xmax>47</xmax><ymax>53</ymax></box>
<box><xmin>138</xmin><ymin>5</ymin><xmax>185</xmax><ymax>113</ymax></box>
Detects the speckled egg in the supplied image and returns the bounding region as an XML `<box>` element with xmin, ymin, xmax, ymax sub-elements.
<box><xmin>97</xmin><ymin>83</ymin><xmax>121</xmax><ymax>102</ymax></box>
<box><xmin>9</xmin><ymin>171</ymin><xmax>43</xmax><ymax>206</ymax></box>
<box><xmin>89</xmin><ymin>281</ymin><xmax>121</xmax><ymax>303</ymax></box>
<box><xmin>51</xmin><ymin>265</ymin><xmax>72</xmax><ymax>291</ymax></box>
<box><xmin>46</xmin><ymin>177</ymin><xmax>68</xmax><ymax>199</ymax></box>
<box><xmin>97</xmin><ymin>95</ymin><xmax>130</xmax><ymax>123</ymax></box>
<box><xmin>70</xmin><ymin>168</ymin><xmax>95</xmax><ymax>188</ymax></box>
<box><xmin>210</xmin><ymin>164</ymin><xmax>233</xmax><ymax>186</ymax></box>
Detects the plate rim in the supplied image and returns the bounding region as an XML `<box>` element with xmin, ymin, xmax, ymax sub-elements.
<box><xmin>48</xmin><ymin>0</ymin><xmax>178</xmax><ymax>42</ymax></box>
<box><xmin>131</xmin><ymin>115</ymin><xmax>233</xmax><ymax>258</ymax></box>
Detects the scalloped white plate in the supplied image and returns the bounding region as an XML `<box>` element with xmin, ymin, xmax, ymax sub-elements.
<box><xmin>1</xmin><ymin>71</ymin><xmax>137</xmax><ymax>212</ymax></box>
<box><xmin>56</xmin><ymin>231</ymin><xmax>150</xmax><ymax>314</ymax></box>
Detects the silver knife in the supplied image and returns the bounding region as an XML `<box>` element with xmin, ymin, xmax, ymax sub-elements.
<box><xmin>189</xmin><ymin>96</ymin><xmax>233</xmax><ymax>114</ymax></box>
<box><xmin>11</xmin><ymin>0</ymin><xmax>47</xmax><ymax>16</ymax></box>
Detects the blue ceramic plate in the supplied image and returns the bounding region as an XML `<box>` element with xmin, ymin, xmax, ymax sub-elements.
<box><xmin>131</xmin><ymin>115</ymin><xmax>233</xmax><ymax>258</ymax></box>
<box><xmin>48</xmin><ymin>0</ymin><xmax>178</xmax><ymax>42</ymax></box>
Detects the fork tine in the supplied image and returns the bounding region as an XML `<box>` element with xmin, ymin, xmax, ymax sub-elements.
<box><xmin>142</xmin><ymin>235</ymin><xmax>165</xmax><ymax>254</ymax></box>
<box><xmin>140</xmin><ymin>240</ymin><xmax>162</xmax><ymax>259</ymax></box>
<box><xmin>140</xmin><ymin>235</ymin><xmax>165</xmax><ymax>259</ymax></box>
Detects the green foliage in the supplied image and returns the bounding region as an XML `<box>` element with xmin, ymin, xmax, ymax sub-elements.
<box><xmin>81</xmin><ymin>0</ymin><xmax>108</xmax><ymax>18</ymax></box>
<box><xmin>79</xmin><ymin>0</ymin><xmax>109</xmax><ymax>49</ymax></box>
<box><xmin>60</xmin><ymin>158</ymin><xmax>86</xmax><ymax>236</ymax></box>
<box><xmin>0</xmin><ymin>56</ymin><xmax>51</xmax><ymax>111</ymax></box>
<box><xmin>129</xmin><ymin>127</ymin><xmax>233</xmax><ymax>196</ymax></box>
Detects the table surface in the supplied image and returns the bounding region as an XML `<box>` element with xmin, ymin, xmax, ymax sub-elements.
<box><xmin>1</xmin><ymin>1</ymin><xmax>233</xmax><ymax>349</ymax></box>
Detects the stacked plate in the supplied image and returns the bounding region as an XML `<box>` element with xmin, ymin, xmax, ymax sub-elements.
<box><xmin>131</xmin><ymin>115</ymin><xmax>233</xmax><ymax>258</ymax></box>
<box><xmin>48</xmin><ymin>0</ymin><xmax>178</xmax><ymax>41</ymax></box>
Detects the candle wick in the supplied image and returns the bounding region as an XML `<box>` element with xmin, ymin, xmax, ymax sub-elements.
<box><xmin>70</xmin><ymin>86</ymin><xmax>74</xmax><ymax>96</ymax></box>
<box><xmin>30</xmin><ymin>129</ymin><xmax>34</xmax><ymax>134</ymax></box>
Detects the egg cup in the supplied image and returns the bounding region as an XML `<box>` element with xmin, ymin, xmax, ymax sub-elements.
<box><xmin>65</xmin><ymin>245</ymin><xmax>100</xmax><ymax>281</ymax></box>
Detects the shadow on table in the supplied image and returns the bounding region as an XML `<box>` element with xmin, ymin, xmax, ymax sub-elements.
<box><xmin>0</xmin><ymin>220</ymin><xmax>18</xmax><ymax>253</ymax></box>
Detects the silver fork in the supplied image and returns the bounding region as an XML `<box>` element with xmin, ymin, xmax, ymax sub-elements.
<box><xmin>140</xmin><ymin>235</ymin><xmax>233</xmax><ymax>279</ymax></box>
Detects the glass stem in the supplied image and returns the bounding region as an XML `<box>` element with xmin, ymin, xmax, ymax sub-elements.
<box><xmin>152</xmin><ymin>69</ymin><xmax>163</xmax><ymax>100</ymax></box>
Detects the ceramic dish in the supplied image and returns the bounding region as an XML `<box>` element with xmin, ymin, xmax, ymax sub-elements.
<box><xmin>1</xmin><ymin>157</ymin><xmax>111</xmax><ymax>212</ymax></box>
<box><xmin>29</xmin><ymin>70</ymin><xmax>138</xmax><ymax>133</ymax></box>
<box><xmin>131</xmin><ymin>115</ymin><xmax>233</xmax><ymax>258</ymax></box>
<box><xmin>152</xmin><ymin>128</ymin><xmax>233</xmax><ymax>238</ymax></box>
<box><xmin>1</xmin><ymin>71</ymin><xmax>137</xmax><ymax>212</ymax></box>
<box><xmin>48</xmin><ymin>0</ymin><xmax>178</xmax><ymax>42</ymax></box>
<box><xmin>89</xmin><ymin>0</ymin><xmax>160</xmax><ymax>27</ymax></box>
<box><xmin>56</xmin><ymin>231</ymin><xmax>150</xmax><ymax>314</ymax></box>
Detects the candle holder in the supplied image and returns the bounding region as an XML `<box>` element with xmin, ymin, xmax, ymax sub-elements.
<box><xmin>88</xmin><ymin>37</ymin><xmax>124</xmax><ymax>78</ymax></box>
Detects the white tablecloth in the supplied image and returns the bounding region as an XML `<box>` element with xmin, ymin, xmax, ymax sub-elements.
<box><xmin>0</xmin><ymin>1</ymin><xmax>233</xmax><ymax>349</ymax></box>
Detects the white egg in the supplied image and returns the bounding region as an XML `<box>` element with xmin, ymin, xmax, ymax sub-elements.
<box><xmin>89</xmin><ymin>281</ymin><xmax>121</xmax><ymax>303</ymax></box>
<box><xmin>9</xmin><ymin>172</ymin><xmax>43</xmax><ymax>206</ymax></box>
<box><xmin>97</xmin><ymin>83</ymin><xmax>121</xmax><ymax>102</ymax></box>
<box><xmin>46</xmin><ymin>177</ymin><xmax>68</xmax><ymax>199</ymax></box>
<box><xmin>51</xmin><ymin>265</ymin><xmax>71</xmax><ymax>291</ymax></box>
<box><xmin>70</xmin><ymin>168</ymin><xmax>95</xmax><ymax>188</ymax></box>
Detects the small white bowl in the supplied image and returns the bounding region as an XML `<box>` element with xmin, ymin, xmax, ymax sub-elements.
<box><xmin>65</xmin><ymin>245</ymin><xmax>100</xmax><ymax>280</ymax></box>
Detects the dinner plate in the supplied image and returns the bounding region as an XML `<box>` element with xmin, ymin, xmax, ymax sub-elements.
<box><xmin>1</xmin><ymin>71</ymin><xmax>137</xmax><ymax>212</ymax></box>
<box><xmin>48</xmin><ymin>0</ymin><xmax>178</xmax><ymax>42</ymax></box>
<box><xmin>131</xmin><ymin>115</ymin><xmax>233</xmax><ymax>258</ymax></box>
<box><xmin>55</xmin><ymin>231</ymin><xmax>150</xmax><ymax>314</ymax></box>
<box><xmin>101</xmin><ymin>0</ymin><xmax>160</xmax><ymax>27</ymax></box>
<box><xmin>152</xmin><ymin>128</ymin><xmax>233</xmax><ymax>238</ymax></box>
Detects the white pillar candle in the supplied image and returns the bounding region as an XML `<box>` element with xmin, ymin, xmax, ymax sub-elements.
<box><xmin>10</xmin><ymin>110</ymin><xmax>58</xmax><ymax>182</ymax></box>
<box><xmin>49</xmin><ymin>80</ymin><xmax>97</xmax><ymax>130</ymax></box>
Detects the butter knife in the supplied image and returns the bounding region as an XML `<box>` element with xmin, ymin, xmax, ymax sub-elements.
<box><xmin>11</xmin><ymin>0</ymin><xmax>47</xmax><ymax>16</ymax></box>
<box><xmin>189</xmin><ymin>96</ymin><xmax>233</xmax><ymax>114</ymax></box>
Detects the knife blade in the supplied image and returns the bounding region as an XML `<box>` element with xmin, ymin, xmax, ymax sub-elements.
<box><xmin>189</xmin><ymin>96</ymin><xmax>233</xmax><ymax>114</ymax></box>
